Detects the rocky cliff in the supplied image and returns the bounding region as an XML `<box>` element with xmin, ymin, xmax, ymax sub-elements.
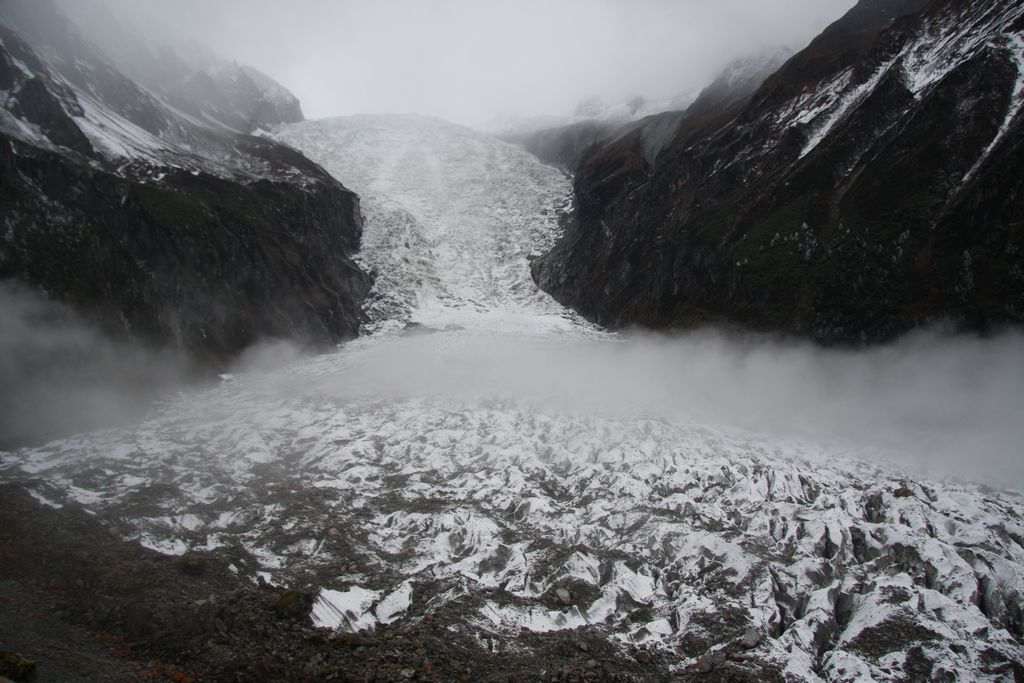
<box><xmin>0</xmin><ymin>3</ymin><xmax>370</xmax><ymax>363</ymax></box>
<box><xmin>532</xmin><ymin>0</ymin><xmax>1024</xmax><ymax>343</ymax></box>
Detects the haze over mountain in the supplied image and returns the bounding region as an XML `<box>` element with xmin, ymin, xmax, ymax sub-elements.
<box><xmin>93</xmin><ymin>0</ymin><xmax>857</xmax><ymax>126</ymax></box>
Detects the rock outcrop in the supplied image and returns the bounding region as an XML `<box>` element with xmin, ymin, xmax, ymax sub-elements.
<box><xmin>532</xmin><ymin>0</ymin><xmax>1024</xmax><ymax>343</ymax></box>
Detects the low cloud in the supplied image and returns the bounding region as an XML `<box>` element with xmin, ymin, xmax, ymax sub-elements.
<box><xmin>0</xmin><ymin>282</ymin><xmax>312</xmax><ymax>449</ymax></box>
<box><xmin>0</xmin><ymin>282</ymin><xmax>192</xmax><ymax>448</ymax></box>
<box><xmin>6</xmin><ymin>279</ymin><xmax>1020</xmax><ymax>488</ymax></box>
<box><xmin>93</xmin><ymin>0</ymin><xmax>857</xmax><ymax>125</ymax></box>
<box><xmin>280</xmin><ymin>326</ymin><xmax>1024</xmax><ymax>488</ymax></box>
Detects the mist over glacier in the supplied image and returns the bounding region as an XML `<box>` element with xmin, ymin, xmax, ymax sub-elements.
<box><xmin>8</xmin><ymin>287</ymin><xmax>1020</xmax><ymax>486</ymax></box>
<box><xmin>274</xmin><ymin>327</ymin><xmax>1024</xmax><ymax>487</ymax></box>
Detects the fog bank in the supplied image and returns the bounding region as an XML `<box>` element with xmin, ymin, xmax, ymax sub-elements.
<box><xmin>94</xmin><ymin>0</ymin><xmax>856</xmax><ymax>125</ymax></box>
<box><xmin>275</xmin><ymin>327</ymin><xmax>1024</xmax><ymax>488</ymax></box>
<box><xmin>0</xmin><ymin>283</ymin><xmax>191</xmax><ymax>448</ymax></box>
<box><xmin>6</xmin><ymin>278</ymin><xmax>1021</xmax><ymax>488</ymax></box>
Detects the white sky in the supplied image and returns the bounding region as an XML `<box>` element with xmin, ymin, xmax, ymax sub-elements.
<box><xmin>103</xmin><ymin>0</ymin><xmax>856</xmax><ymax>126</ymax></box>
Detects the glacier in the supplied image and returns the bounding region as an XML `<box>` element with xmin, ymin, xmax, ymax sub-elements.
<box><xmin>1</xmin><ymin>114</ymin><xmax>1023</xmax><ymax>680</ymax></box>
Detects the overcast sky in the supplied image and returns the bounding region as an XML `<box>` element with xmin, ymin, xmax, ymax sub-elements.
<box><xmin>101</xmin><ymin>0</ymin><xmax>856</xmax><ymax>126</ymax></box>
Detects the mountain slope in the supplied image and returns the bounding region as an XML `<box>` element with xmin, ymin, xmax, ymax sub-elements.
<box><xmin>514</xmin><ymin>48</ymin><xmax>790</xmax><ymax>172</ymax></box>
<box><xmin>532</xmin><ymin>0</ymin><xmax>1024</xmax><ymax>343</ymax></box>
<box><xmin>42</xmin><ymin>0</ymin><xmax>304</xmax><ymax>133</ymax></box>
<box><xmin>0</xmin><ymin>1</ymin><xmax>369</xmax><ymax>361</ymax></box>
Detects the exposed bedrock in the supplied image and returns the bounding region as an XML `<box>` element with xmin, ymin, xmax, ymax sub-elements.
<box><xmin>532</xmin><ymin>0</ymin><xmax>1024</xmax><ymax>343</ymax></box>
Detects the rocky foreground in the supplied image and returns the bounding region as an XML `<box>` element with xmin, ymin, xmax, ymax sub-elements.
<box><xmin>0</xmin><ymin>484</ymin><xmax>676</xmax><ymax>682</ymax></box>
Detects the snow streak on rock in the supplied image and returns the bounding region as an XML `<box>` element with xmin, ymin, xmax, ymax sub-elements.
<box><xmin>791</xmin><ymin>0</ymin><xmax>1024</xmax><ymax>166</ymax></box>
<box><xmin>2</xmin><ymin>115</ymin><xmax>1023</xmax><ymax>680</ymax></box>
<box><xmin>963</xmin><ymin>30</ymin><xmax>1024</xmax><ymax>183</ymax></box>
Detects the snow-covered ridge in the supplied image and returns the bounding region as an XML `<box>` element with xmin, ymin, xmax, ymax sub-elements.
<box><xmin>696</xmin><ymin>0</ymin><xmax>1024</xmax><ymax>196</ymax></box>
<box><xmin>963</xmin><ymin>29</ymin><xmax>1024</xmax><ymax>182</ymax></box>
<box><xmin>785</xmin><ymin>0</ymin><xmax>1024</xmax><ymax>164</ymax></box>
<box><xmin>567</xmin><ymin>93</ymin><xmax>698</xmax><ymax>126</ymax></box>
<box><xmin>486</xmin><ymin>47</ymin><xmax>789</xmax><ymax>140</ymax></box>
<box><xmin>55</xmin><ymin>0</ymin><xmax>304</xmax><ymax>132</ymax></box>
<box><xmin>0</xmin><ymin>3</ymin><xmax>309</xmax><ymax>185</ymax></box>
<box><xmin>718</xmin><ymin>46</ymin><xmax>794</xmax><ymax>91</ymax></box>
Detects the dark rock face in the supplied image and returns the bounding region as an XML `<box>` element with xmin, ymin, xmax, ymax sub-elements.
<box><xmin>204</xmin><ymin>63</ymin><xmax>305</xmax><ymax>131</ymax></box>
<box><xmin>0</xmin><ymin>131</ymin><xmax>370</xmax><ymax>362</ymax></box>
<box><xmin>9</xmin><ymin>77</ymin><xmax>93</xmax><ymax>153</ymax></box>
<box><xmin>517</xmin><ymin>121</ymin><xmax>615</xmax><ymax>171</ymax></box>
<box><xmin>0</xmin><ymin>14</ymin><xmax>370</xmax><ymax>363</ymax></box>
<box><xmin>533</xmin><ymin>0</ymin><xmax>1024</xmax><ymax>343</ymax></box>
<box><xmin>167</xmin><ymin>63</ymin><xmax>305</xmax><ymax>134</ymax></box>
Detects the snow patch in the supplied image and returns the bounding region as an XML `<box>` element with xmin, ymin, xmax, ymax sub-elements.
<box><xmin>312</xmin><ymin>586</ymin><xmax>382</xmax><ymax>631</ymax></box>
